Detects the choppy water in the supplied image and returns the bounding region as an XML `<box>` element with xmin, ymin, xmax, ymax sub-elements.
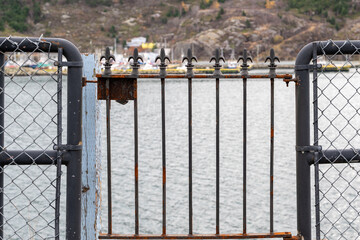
<box><xmin>2</xmin><ymin>67</ymin><xmax>360</xmax><ymax>239</ymax></box>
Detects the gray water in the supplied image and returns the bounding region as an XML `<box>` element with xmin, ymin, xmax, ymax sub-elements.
<box><xmin>2</xmin><ymin>74</ymin><xmax>68</xmax><ymax>239</ymax></box>
<box><xmin>2</xmin><ymin>68</ymin><xmax>360</xmax><ymax>239</ymax></box>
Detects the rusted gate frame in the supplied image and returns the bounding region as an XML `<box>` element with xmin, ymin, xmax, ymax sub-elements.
<box><xmin>295</xmin><ymin>40</ymin><xmax>360</xmax><ymax>240</ymax></box>
<box><xmin>96</xmin><ymin>48</ymin><xmax>295</xmax><ymax>240</ymax></box>
<box><xmin>0</xmin><ymin>37</ymin><xmax>83</xmax><ymax>240</ymax></box>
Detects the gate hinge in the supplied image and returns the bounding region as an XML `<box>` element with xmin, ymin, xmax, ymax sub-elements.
<box><xmin>54</xmin><ymin>144</ymin><xmax>82</xmax><ymax>151</ymax></box>
<box><xmin>54</xmin><ymin>61</ymin><xmax>83</xmax><ymax>67</ymax></box>
<box><xmin>284</xmin><ymin>76</ymin><xmax>300</xmax><ymax>87</ymax></box>
<box><xmin>294</xmin><ymin>64</ymin><xmax>322</xmax><ymax>71</ymax></box>
<box><xmin>81</xmin><ymin>77</ymin><xmax>98</xmax><ymax>87</ymax></box>
<box><xmin>82</xmin><ymin>77</ymin><xmax>87</xmax><ymax>87</ymax></box>
<box><xmin>296</xmin><ymin>145</ymin><xmax>322</xmax><ymax>154</ymax></box>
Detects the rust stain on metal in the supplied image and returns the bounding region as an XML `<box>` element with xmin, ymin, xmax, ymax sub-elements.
<box><xmin>82</xmin><ymin>77</ymin><xmax>87</xmax><ymax>87</ymax></box>
<box><xmin>283</xmin><ymin>236</ymin><xmax>300</xmax><ymax>240</ymax></box>
<box><xmin>94</xmin><ymin>72</ymin><xmax>296</xmax><ymax>240</ymax></box>
<box><xmin>50</xmin><ymin>41</ymin><xmax>61</xmax><ymax>46</ymax></box>
<box><xmin>99</xmin><ymin>232</ymin><xmax>293</xmax><ymax>239</ymax></box>
<box><xmin>283</xmin><ymin>76</ymin><xmax>300</xmax><ymax>87</ymax></box>
<box><xmin>96</xmin><ymin>74</ymin><xmax>292</xmax><ymax>79</ymax></box>
<box><xmin>163</xmin><ymin>167</ymin><xmax>166</xmax><ymax>184</ymax></box>
<box><xmin>82</xmin><ymin>186</ymin><xmax>90</xmax><ymax>193</ymax></box>
<box><xmin>135</xmin><ymin>164</ymin><xmax>138</xmax><ymax>180</ymax></box>
<box><xmin>97</xmin><ymin>76</ymin><xmax>137</xmax><ymax>101</ymax></box>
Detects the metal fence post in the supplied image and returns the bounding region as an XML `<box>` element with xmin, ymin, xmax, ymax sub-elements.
<box><xmin>81</xmin><ymin>54</ymin><xmax>101</xmax><ymax>239</ymax></box>
<box><xmin>295</xmin><ymin>43</ymin><xmax>314</xmax><ymax>240</ymax></box>
<box><xmin>0</xmin><ymin>37</ymin><xmax>83</xmax><ymax>239</ymax></box>
<box><xmin>64</xmin><ymin>43</ymin><xmax>83</xmax><ymax>240</ymax></box>
<box><xmin>0</xmin><ymin>53</ymin><xmax>4</xmax><ymax>239</ymax></box>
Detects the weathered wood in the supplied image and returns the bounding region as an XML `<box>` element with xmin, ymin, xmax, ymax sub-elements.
<box><xmin>81</xmin><ymin>54</ymin><xmax>101</xmax><ymax>240</ymax></box>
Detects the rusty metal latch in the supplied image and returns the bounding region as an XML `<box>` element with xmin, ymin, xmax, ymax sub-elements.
<box><xmin>96</xmin><ymin>76</ymin><xmax>137</xmax><ymax>102</ymax></box>
<box><xmin>283</xmin><ymin>76</ymin><xmax>300</xmax><ymax>87</ymax></box>
<box><xmin>54</xmin><ymin>61</ymin><xmax>83</xmax><ymax>67</ymax></box>
<box><xmin>82</xmin><ymin>77</ymin><xmax>87</xmax><ymax>87</ymax></box>
<box><xmin>82</xmin><ymin>77</ymin><xmax>98</xmax><ymax>87</ymax></box>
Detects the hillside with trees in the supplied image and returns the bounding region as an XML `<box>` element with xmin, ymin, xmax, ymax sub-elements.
<box><xmin>0</xmin><ymin>0</ymin><xmax>359</xmax><ymax>60</ymax></box>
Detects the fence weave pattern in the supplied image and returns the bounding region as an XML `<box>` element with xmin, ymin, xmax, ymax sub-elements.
<box><xmin>314</xmin><ymin>40</ymin><xmax>360</xmax><ymax>240</ymax></box>
<box><xmin>0</xmin><ymin>36</ymin><xmax>62</xmax><ymax>239</ymax></box>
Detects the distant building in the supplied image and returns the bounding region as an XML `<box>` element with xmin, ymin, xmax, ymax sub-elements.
<box><xmin>265</xmin><ymin>0</ymin><xmax>276</xmax><ymax>9</ymax></box>
<box><xmin>127</xmin><ymin>37</ymin><xmax>147</xmax><ymax>48</ymax></box>
<box><xmin>141</xmin><ymin>43</ymin><xmax>155</xmax><ymax>50</ymax></box>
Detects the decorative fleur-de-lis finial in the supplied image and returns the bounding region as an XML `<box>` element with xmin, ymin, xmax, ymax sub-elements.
<box><xmin>128</xmin><ymin>48</ymin><xmax>144</xmax><ymax>77</ymax></box>
<box><xmin>237</xmin><ymin>49</ymin><xmax>253</xmax><ymax>76</ymax></box>
<box><xmin>265</xmin><ymin>48</ymin><xmax>280</xmax><ymax>78</ymax></box>
<box><xmin>237</xmin><ymin>49</ymin><xmax>253</xmax><ymax>67</ymax></box>
<box><xmin>265</xmin><ymin>49</ymin><xmax>280</xmax><ymax>67</ymax></box>
<box><xmin>210</xmin><ymin>48</ymin><xmax>225</xmax><ymax>77</ymax></box>
<box><xmin>100</xmin><ymin>47</ymin><xmax>115</xmax><ymax>76</ymax></box>
<box><xmin>182</xmin><ymin>48</ymin><xmax>198</xmax><ymax>77</ymax></box>
<box><xmin>155</xmin><ymin>48</ymin><xmax>171</xmax><ymax>78</ymax></box>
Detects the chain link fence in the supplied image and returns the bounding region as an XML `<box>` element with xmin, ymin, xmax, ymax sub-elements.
<box><xmin>314</xmin><ymin>40</ymin><xmax>360</xmax><ymax>240</ymax></box>
<box><xmin>0</xmin><ymin>36</ymin><xmax>64</xmax><ymax>239</ymax></box>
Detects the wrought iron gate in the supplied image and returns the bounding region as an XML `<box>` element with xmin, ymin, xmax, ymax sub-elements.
<box><xmin>96</xmin><ymin>47</ymin><xmax>297</xmax><ymax>239</ymax></box>
<box><xmin>0</xmin><ymin>37</ymin><xmax>82</xmax><ymax>240</ymax></box>
<box><xmin>295</xmin><ymin>40</ymin><xmax>360</xmax><ymax>240</ymax></box>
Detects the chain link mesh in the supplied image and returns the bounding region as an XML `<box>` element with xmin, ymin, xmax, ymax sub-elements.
<box><xmin>314</xmin><ymin>40</ymin><xmax>360</xmax><ymax>240</ymax></box>
<box><xmin>0</xmin><ymin>36</ymin><xmax>63</xmax><ymax>239</ymax></box>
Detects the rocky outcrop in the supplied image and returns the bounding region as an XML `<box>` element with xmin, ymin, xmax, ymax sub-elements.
<box><xmin>0</xmin><ymin>0</ymin><xmax>350</xmax><ymax>60</ymax></box>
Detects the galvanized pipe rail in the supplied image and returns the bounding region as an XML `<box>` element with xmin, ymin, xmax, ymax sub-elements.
<box><xmin>295</xmin><ymin>40</ymin><xmax>360</xmax><ymax>240</ymax></box>
<box><xmin>0</xmin><ymin>37</ymin><xmax>83</xmax><ymax>240</ymax></box>
<box><xmin>96</xmin><ymin>47</ymin><xmax>296</xmax><ymax>240</ymax></box>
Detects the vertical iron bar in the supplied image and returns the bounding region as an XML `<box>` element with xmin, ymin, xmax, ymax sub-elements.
<box><xmin>188</xmin><ymin>77</ymin><xmax>193</xmax><ymax>235</ymax></box>
<box><xmin>161</xmin><ymin>78</ymin><xmax>166</xmax><ymax>235</ymax></box>
<box><xmin>134</xmin><ymin>97</ymin><xmax>139</xmax><ymax>235</ymax></box>
<box><xmin>0</xmin><ymin>53</ymin><xmax>4</xmax><ymax>239</ymax></box>
<box><xmin>270</xmin><ymin>77</ymin><xmax>274</xmax><ymax>233</ymax></box>
<box><xmin>243</xmin><ymin>77</ymin><xmax>247</xmax><ymax>234</ymax></box>
<box><xmin>216</xmin><ymin>77</ymin><xmax>220</xmax><ymax>235</ymax></box>
<box><xmin>55</xmin><ymin>48</ymin><xmax>63</xmax><ymax>240</ymax></box>
<box><xmin>106</xmin><ymin>79</ymin><xmax>112</xmax><ymax>235</ymax></box>
<box><xmin>313</xmin><ymin>42</ymin><xmax>320</xmax><ymax>240</ymax></box>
